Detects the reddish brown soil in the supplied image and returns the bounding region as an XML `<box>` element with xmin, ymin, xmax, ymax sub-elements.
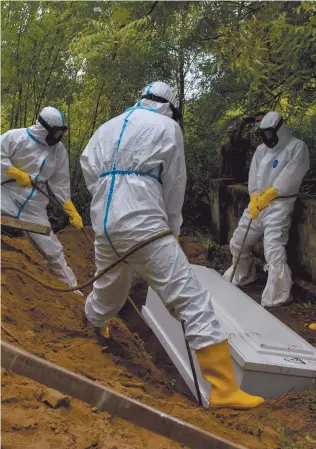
<box><xmin>1</xmin><ymin>229</ymin><xmax>315</xmax><ymax>449</ymax></box>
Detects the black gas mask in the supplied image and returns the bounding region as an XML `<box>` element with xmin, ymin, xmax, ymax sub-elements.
<box><xmin>141</xmin><ymin>93</ymin><xmax>182</xmax><ymax>123</ymax></box>
<box><xmin>38</xmin><ymin>115</ymin><xmax>67</xmax><ymax>146</ymax></box>
<box><xmin>260</xmin><ymin>117</ymin><xmax>283</xmax><ymax>149</ymax></box>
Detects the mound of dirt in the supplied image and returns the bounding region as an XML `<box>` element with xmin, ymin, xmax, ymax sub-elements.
<box><xmin>1</xmin><ymin>229</ymin><xmax>315</xmax><ymax>449</ymax></box>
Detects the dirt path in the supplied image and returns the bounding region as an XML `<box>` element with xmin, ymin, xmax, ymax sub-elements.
<box><xmin>1</xmin><ymin>229</ymin><xmax>315</xmax><ymax>449</ymax></box>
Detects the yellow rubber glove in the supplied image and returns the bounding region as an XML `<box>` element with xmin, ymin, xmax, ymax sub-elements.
<box><xmin>93</xmin><ymin>325</ymin><xmax>110</xmax><ymax>346</ymax></box>
<box><xmin>249</xmin><ymin>193</ymin><xmax>259</xmax><ymax>219</ymax></box>
<box><xmin>63</xmin><ymin>200</ymin><xmax>83</xmax><ymax>229</ymax></box>
<box><xmin>250</xmin><ymin>186</ymin><xmax>278</xmax><ymax>220</ymax></box>
<box><xmin>6</xmin><ymin>166</ymin><xmax>31</xmax><ymax>187</ymax></box>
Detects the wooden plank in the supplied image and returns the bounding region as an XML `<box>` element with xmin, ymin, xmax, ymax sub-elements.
<box><xmin>1</xmin><ymin>216</ymin><xmax>51</xmax><ymax>235</ymax></box>
<box><xmin>1</xmin><ymin>341</ymin><xmax>246</xmax><ymax>449</ymax></box>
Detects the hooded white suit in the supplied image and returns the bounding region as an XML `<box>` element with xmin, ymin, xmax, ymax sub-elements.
<box><xmin>224</xmin><ymin>112</ymin><xmax>310</xmax><ymax>307</ymax></box>
<box><xmin>81</xmin><ymin>82</ymin><xmax>224</xmax><ymax>350</ymax></box>
<box><xmin>1</xmin><ymin>107</ymin><xmax>78</xmax><ymax>288</ymax></box>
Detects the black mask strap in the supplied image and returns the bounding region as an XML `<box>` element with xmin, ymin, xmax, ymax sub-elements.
<box><xmin>142</xmin><ymin>94</ymin><xmax>182</xmax><ymax>122</ymax></box>
<box><xmin>38</xmin><ymin>115</ymin><xmax>68</xmax><ymax>132</ymax></box>
<box><xmin>38</xmin><ymin>115</ymin><xmax>67</xmax><ymax>146</ymax></box>
<box><xmin>274</xmin><ymin>116</ymin><xmax>284</xmax><ymax>133</ymax></box>
<box><xmin>38</xmin><ymin>115</ymin><xmax>51</xmax><ymax>131</ymax></box>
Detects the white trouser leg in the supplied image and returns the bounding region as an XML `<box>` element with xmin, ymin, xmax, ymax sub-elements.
<box><xmin>86</xmin><ymin>234</ymin><xmax>224</xmax><ymax>350</ymax></box>
<box><xmin>1</xmin><ymin>195</ymin><xmax>20</xmax><ymax>218</ymax></box>
<box><xmin>1</xmin><ymin>193</ymin><xmax>78</xmax><ymax>289</ymax></box>
<box><xmin>85</xmin><ymin>235</ymin><xmax>135</xmax><ymax>328</ymax></box>
<box><xmin>223</xmin><ymin>208</ymin><xmax>263</xmax><ymax>286</ymax></box>
<box><xmin>131</xmin><ymin>235</ymin><xmax>224</xmax><ymax>350</ymax></box>
<box><xmin>27</xmin><ymin>231</ymin><xmax>78</xmax><ymax>288</ymax></box>
<box><xmin>261</xmin><ymin>208</ymin><xmax>293</xmax><ymax>307</ymax></box>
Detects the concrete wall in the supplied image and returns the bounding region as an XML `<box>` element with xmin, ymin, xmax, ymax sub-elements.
<box><xmin>210</xmin><ymin>181</ymin><xmax>316</xmax><ymax>284</ymax></box>
<box><xmin>288</xmin><ymin>198</ymin><xmax>316</xmax><ymax>283</ymax></box>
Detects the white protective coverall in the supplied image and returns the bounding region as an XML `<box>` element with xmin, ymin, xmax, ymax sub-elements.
<box><xmin>81</xmin><ymin>81</ymin><xmax>224</xmax><ymax>350</ymax></box>
<box><xmin>224</xmin><ymin>112</ymin><xmax>310</xmax><ymax>307</ymax></box>
<box><xmin>1</xmin><ymin>107</ymin><xmax>78</xmax><ymax>288</ymax></box>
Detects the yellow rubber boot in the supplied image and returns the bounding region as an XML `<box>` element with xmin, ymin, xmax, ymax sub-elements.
<box><xmin>196</xmin><ymin>340</ymin><xmax>264</xmax><ymax>409</ymax></box>
<box><xmin>103</xmin><ymin>326</ymin><xmax>110</xmax><ymax>338</ymax></box>
<box><xmin>94</xmin><ymin>325</ymin><xmax>110</xmax><ymax>346</ymax></box>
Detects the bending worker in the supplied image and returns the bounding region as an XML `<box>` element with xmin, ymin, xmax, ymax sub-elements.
<box><xmin>224</xmin><ymin>111</ymin><xmax>310</xmax><ymax>307</ymax></box>
<box><xmin>81</xmin><ymin>81</ymin><xmax>263</xmax><ymax>409</ymax></box>
<box><xmin>1</xmin><ymin>106</ymin><xmax>83</xmax><ymax>290</ymax></box>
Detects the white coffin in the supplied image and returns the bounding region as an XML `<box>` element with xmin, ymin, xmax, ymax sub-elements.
<box><xmin>142</xmin><ymin>264</ymin><xmax>316</xmax><ymax>407</ymax></box>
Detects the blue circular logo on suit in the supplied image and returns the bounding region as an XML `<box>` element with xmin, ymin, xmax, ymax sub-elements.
<box><xmin>273</xmin><ymin>160</ymin><xmax>278</xmax><ymax>168</ymax></box>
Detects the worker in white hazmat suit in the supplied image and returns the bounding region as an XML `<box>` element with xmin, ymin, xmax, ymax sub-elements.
<box><xmin>81</xmin><ymin>81</ymin><xmax>263</xmax><ymax>409</ymax></box>
<box><xmin>1</xmin><ymin>106</ymin><xmax>83</xmax><ymax>290</ymax></box>
<box><xmin>224</xmin><ymin>112</ymin><xmax>310</xmax><ymax>307</ymax></box>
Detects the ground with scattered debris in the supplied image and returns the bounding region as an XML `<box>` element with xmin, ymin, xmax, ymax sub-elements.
<box><xmin>1</xmin><ymin>228</ymin><xmax>316</xmax><ymax>449</ymax></box>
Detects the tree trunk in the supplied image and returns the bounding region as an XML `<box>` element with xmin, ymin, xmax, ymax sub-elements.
<box><xmin>178</xmin><ymin>46</ymin><xmax>185</xmax><ymax>131</ymax></box>
<box><xmin>71</xmin><ymin>80</ymin><xmax>106</xmax><ymax>190</ymax></box>
<box><xmin>12</xmin><ymin>26</ymin><xmax>22</xmax><ymax>128</ymax></box>
<box><xmin>67</xmin><ymin>102</ymin><xmax>71</xmax><ymax>153</ymax></box>
<box><xmin>34</xmin><ymin>41</ymin><xmax>64</xmax><ymax>118</ymax></box>
<box><xmin>23</xmin><ymin>82</ymin><xmax>30</xmax><ymax>127</ymax></box>
<box><xmin>18</xmin><ymin>85</ymin><xmax>23</xmax><ymax>128</ymax></box>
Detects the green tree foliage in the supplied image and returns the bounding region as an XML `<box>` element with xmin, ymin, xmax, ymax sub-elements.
<box><xmin>1</xmin><ymin>1</ymin><xmax>315</xmax><ymax>226</ymax></box>
<box><xmin>216</xmin><ymin>1</ymin><xmax>316</xmax><ymax>112</ymax></box>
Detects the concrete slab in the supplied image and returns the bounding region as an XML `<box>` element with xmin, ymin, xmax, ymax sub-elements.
<box><xmin>142</xmin><ymin>264</ymin><xmax>316</xmax><ymax>407</ymax></box>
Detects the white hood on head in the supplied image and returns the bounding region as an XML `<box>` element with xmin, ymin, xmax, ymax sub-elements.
<box><xmin>140</xmin><ymin>81</ymin><xmax>177</xmax><ymax>119</ymax></box>
<box><xmin>28</xmin><ymin>106</ymin><xmax>65</xmax><ymax>145</ymax></box>
<box><xmin>39</xmin><ymin>106</ymin><xmax>65</xmax><ymax>127</ymax></box>
<box><xmin>260</xmin><ymin>111</ymin><xmax>291</xmax><ymax>149</ymax></box>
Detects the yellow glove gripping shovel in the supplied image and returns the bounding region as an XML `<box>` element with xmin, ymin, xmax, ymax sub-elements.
<box><xmin>31</xmin><ymin>179</ymin><xmax>93</xmax><ymax>246</ymax></box>
<box><xmin>1</xmin><ymin>177</ymin><xmax>93</xmax><ymax>246</ymax></box>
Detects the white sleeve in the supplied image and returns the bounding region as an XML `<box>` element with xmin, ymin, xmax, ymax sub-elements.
<box><xmin>80</xmin><ymin>131</ymin><xmax>102</xmax><ymax>196</ymax></box>
<box><xmin>48</xmin><ymin>145</ymin><xmax>71</xmax><ymax>204</ymax></box>
<box><xmin>273</xmin><ymin>141</ymin><xmax>310</xmax><ymax>196</ymax></box>
<box><xmin>248</xmin><ymin>147</ymin><xmax>261</xmax><ymax>196</ymax></box>
<box><xmin>1</xmin><ymin>131</ymin><xmax>17</xmax><ymax>180</ymax></box>
<box><xmin>161</xmin><ymin>124</ymin><xmax>187</xmax><ymax>237</ymax></box>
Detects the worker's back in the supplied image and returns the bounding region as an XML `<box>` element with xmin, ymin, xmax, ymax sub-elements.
<box><xmin>81</xmin><ymin>100</ymin><xmax>186</xmax><ymax>252</ymax></box>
